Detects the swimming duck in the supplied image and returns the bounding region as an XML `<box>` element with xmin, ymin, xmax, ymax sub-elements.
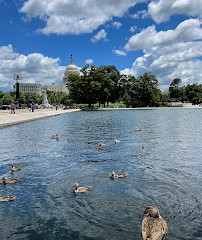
<box><xmin>141</xmin><ymin>204</ymin><xmax>168</xmax><ymax>240</ymax></box>
<box><xmin>109</xmin><ymin>171</ymin><xmax>128</xmax><ymax>178</ymax></box>
<box><xmin>72</xmin><ymin>183</ymin><xmax>91</xmax><ymax>193</ymax></box>
<box><xmin>51</xmin><ymin>134</ymin><xmax>59</xmax><ymax>139</ymax></box>
<box><xmin>97</xmin><ymin>142</ymin><xmax>102</xmax><ymax>150</ymax></box>
<box><xmin>99</xmin><ymin>142</ymin><xmax>107</xmax><ymax>146</ymax></box>
<box><xmin>114</xmin><ymin>139</ymin><xmax>120</xmax><ymax>144</ymax></box>
<box><xmin>10</xmin><ymin>163</ymin><xmax>22</xmax><ymax>172</ymax></box>
<box><xmin>135</xmin><ymin>128</ymin><xmax>143</xmax><ymax>132</ymax></box>
<box><xmin>2</xmin><ymin>177</ymin><xmax>21</xmax><ymax>185</ymax></box>
<box><xmin>142</xmin><ymin>145</ymin><xmax>145</xmax><ymax>149</ymax></box>
<box><xmin>0</xmin><ymin>196</ymin><xmax>15</xmax><ymax>202</ymax></box>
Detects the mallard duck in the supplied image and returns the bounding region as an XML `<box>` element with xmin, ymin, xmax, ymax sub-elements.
<box><xmin>114</xmin><ymin>139</ymin><xmax>120</xmax><ymax>144</ymax></box>
<box><xmin>142</xmin><ymin>145</ymin><xmax>145</xmax><ymax>149</ymax></box>
<box><xmin>0</xmin><ymin>196</ymin><xmax>15</xmax><ymax>202</ymax></box>
<box><xmin>135</xmin><ymin>128</ymin><xmax>143</xmax><ymax>132</ymax></box>
<box><xmin>109</xmin><ymin>171</ymin><xmax>128</xmax><ymax>178</ymax></box>
<box><xmin>97</xmin><ymin>142</ymin><xmax>102</xmax><ymax>150</ymax></box>
<box><xmin>141</xmin><ymin>205</ymin><xmax>168</xmax><ymax>240</ymax></box>
<box><xmin>72</xmin><ymin>183</ymin><xmax>91</xmax><ymax>193</ymax></box>
<box><xmin>51</xmin><ymin>134</ymin><xmax>59</xmax><ymax>139</ymax></box>
<box><xmin>10</xmin><ymin>163</ymin><xmax>22</xmax><ymax>172</ymax></box>
<box><xmin>2</xmin><ymin>177</ymin><xmax>21</xmax><ymax>185</ymax></box>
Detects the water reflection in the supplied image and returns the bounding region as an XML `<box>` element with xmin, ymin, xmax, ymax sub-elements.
<box><xmin>0</xmin><ymin>109</ymin><xmax>201</xmax><ymax>239</ymax></box>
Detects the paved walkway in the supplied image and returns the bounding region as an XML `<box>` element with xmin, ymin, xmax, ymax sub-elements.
<box><xmin>0</xmin><ymin>108</ymin><xmax>80</xmax><ymax>128</ymax></box>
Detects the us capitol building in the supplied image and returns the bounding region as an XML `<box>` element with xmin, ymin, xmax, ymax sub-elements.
<box><xmin>13</xmin><ymin>55</ymin><xmax>80</xmax><ymax>96</ymax></box>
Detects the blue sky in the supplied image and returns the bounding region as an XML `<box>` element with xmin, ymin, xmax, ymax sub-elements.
<box><xmin>0</xmin><ymin>0</ymin><xmax>202</xmax><ymax>92</ymax></box>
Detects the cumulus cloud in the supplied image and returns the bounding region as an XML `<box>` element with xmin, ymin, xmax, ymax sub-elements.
<box><xmin>129</xmin><ymin>26</ymin><xmax>137</xmax><ymax>33</ymax></box>
<box><xmin>124</xmin><ymin>18</ymin><xmax>202</xmax><ymax>51</ymax></box>
<box><xmin>123</xmin><ymin>17</ymin><xmax>202</xmax><ymax>89</ymax></box>
<box><xmin>113</xmin><ymin>49</ymin><xmax>126</xmax><ymax>56</ymax></box>
<box><xmin>85</xmin><ymin>59</ymin><xmax>94</xmax><ymax>65</ymax></box>
<box><xmin>0</xmin><ymin>45</ymin><xmax>65</xmax><ymax>92</ymax></box>
<box><xmin>20</xmin><ymin>0</ymin><xmax>144</xmax><ymax>35</ymax></box>
<box><xmin>131</xmin><ymin>10</ymin><xmax>148</xmax><ymax>19</ymax></box>
<box><xmin>91</xmin><ymin>29</ymin><xmax>108</xmax><ymax>42</ymax></box>
<box><xmin>121</xmin><ymin>41</ymin><xmax>202</xmax><ymax>90</ymax></box>
<box><xmin>112</xmin><ymin>21</ymin><xmax>122</xmax><ymax>29</ymax></box>
<box><xmin>148</xmin><ymin>0</ymin><xmax>202</xmax><ymax>23</ymax></box>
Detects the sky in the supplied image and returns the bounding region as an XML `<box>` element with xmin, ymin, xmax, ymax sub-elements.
<box><xmin>0</xmin><ymin>0</ymin><xmax>202</xmax><ymax>92</ymax></box>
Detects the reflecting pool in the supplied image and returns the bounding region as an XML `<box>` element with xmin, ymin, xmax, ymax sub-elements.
<box><xmin>0</xmin><ymin>109</ymin><xmax>201</xmax><ymax>240</ymax></box>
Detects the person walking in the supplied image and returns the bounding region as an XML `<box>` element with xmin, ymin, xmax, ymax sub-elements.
<box><xmin>10</xmin><ymin>103</ymin><xmax>15</xmax><ymax>114</ymax></box>
<box><xmin>31</xmin><ymin>103</ymin><xmax>35</xmax><ymax>112</ymax></box>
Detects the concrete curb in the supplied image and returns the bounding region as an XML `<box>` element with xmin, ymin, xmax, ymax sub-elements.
<box><xmin>0</xmin><ymin>109</ymin><xmax>80</xmax><ymax>128</ymax></box>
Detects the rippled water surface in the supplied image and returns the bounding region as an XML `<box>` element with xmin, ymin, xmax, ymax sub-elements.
<box><xmin>0</xmin><ymin>109</ymin><xmax>201</xmax><ymax>240</ymax></box>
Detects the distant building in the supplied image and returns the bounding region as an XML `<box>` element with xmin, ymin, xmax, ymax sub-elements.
<box><xmin>63</xmin><ymin>54</ymin><xmax>80</xmax><ymax>84</ymax></box>
<box><xmin>13</xmin><ymin>83</ymin><xmax>42</xmax><ymax>95</ymax></box>
<box><xmin>13</xmin><ymin>54</ymin><xmax>80</xmax><ymax>95</ymax></box>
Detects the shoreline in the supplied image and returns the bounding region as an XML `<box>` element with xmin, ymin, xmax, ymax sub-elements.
<box><xmin>0</xmin><ymin>106</ymin><xmax>201</xmax><ymax>128</ymax></box>
<box><xmin>98</xmin><ymin>106</ymin><xmax>201</xmax><ymax>110</ymax></box>
<box><xmin>0</xmin><ymin>108</ymin><xmax>80</xmax><ymax>128</ymax></box>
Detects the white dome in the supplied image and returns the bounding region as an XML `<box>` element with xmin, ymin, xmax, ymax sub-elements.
<box><xmin>63</xmin><ymin>55</ymin><xmax>80</xmax><ymax>84</ymax></box>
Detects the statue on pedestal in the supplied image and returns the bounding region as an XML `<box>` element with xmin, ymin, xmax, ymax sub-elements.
<box><xmin>42</xmin><ymin>90</ymin><xmax>50</xmax><ymax>107</ymax></box>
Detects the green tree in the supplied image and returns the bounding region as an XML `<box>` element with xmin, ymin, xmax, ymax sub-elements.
<box><xmin>99</xmin><ymin>65</ymin><xmax>121</xmax><ymax>104</ymax></box>
<box><xmin>169</xmin><ymin>78</ymin><xmax>183</xmax><ymax>100</ymax></box>
<box><xmin>68</xmin><ymin>65</ymin><xmax>114</xmax><ymax>107</ymax></box>
<box><xmin>0</xmin><ymin>93</ymin><xmax>14</xmax><ymax>105</ymax></box>
<box><xmin>138</xmin><ymin>72</ymin><xmax>160</xmax><ymax>106</ymax></box>
<box><xmin>160</xmin><ymin>92</ymin><xmax>169</xmax><ymax>105</ymax></box>
<box><xmin>184</xmin><ymin>83</ymin><xmax>202</xmax><ymax>104</ymax></box>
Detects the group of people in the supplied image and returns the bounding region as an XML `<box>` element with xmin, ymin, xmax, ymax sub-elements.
<box><xmin>10</xmin><ymin>102</ymin><xmax>35</xmax><ymax>114</ymax></box>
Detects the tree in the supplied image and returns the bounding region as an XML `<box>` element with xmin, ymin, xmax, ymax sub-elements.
<box><xmin>67</xmin><ymin>65</ymin><xmax>114</xmax><ymax>107</ymax></box>
<box><xmin>138</xmin><ymin>72</ymin><xmax>160</xmax><ymax>106</ymax></box>
<box><xmin>0</xmin><ymin>93</ymin><xmax>14</xmax><ymax>105</ymax></box>
<box><xmin>169</xmin><ymin>78</ymin><xmax>183</xmax><ymax>100</ymax></box>
<box><xmin>184</xmin><ymin>83</ymin><xmax>202</xmax><ymax>104</ymax></box>
<box><xmin>99</xmin><ymin>65</ymin><xmax>121</xmax><ymax>104</ymax></box>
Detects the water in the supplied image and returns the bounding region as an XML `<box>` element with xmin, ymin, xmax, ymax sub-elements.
<box><xmin>0</xmin><ymin>109</ymin><xmax>201</xmax><ymax>240</ymax></box>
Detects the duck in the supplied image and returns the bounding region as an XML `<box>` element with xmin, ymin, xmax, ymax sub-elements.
<box><xmin>135</xmin><ymin>128</ymin><xmax>143</xmax><ymax>132</ymax></box>
<box><xmin>51</xmin><ymin>134</ymin><xmax>59</xmax><ymax>139</ymax></box>
<box><xmin>109</xmin><ymin>171</ymin><xmax>128</xmax><ymax>179</ymax></box>
<box><xmin>10</xmin><ymin>163</ymin><xmax>22</xmax><ymax>172</ymax></box>
<box><xmin>142</xmin><ymin>145</ymin><xmax>145</xmax><ymax>149</ymax></box>
<box><xmin>0</xmin><ymin>196</ymin><xmax>15</xmax><ymax>202</ymax></box>
<box><xmin>99</xmin><ymin>142</ymin><xmax>107</xmax><ymax>146</ymax></box>
<box><xmin>141</xmin><ymin>205</ymin><xmax>168</xmax><ymax>240</ymax></box>
<box><xmin>2</xmin><ymin>177</ymin><xmax>21</xmax><ymax>185</ymax></box>
<box><xmin>97</xmin><ymin>142</ymin><xmax>102</xmax><ymax>150</ymax></box>
<box><xmin>72</xmin><ymin>183</ymin><xmax>91</xmax><ymax>193</ymax></box>
<box><xmin>114</xmin><ymin>139</ymin><xmax>120</xmax><ymax>144</ymax></box>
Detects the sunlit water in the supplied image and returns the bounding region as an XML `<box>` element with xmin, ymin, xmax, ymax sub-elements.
<box><xmin>0</xmin><ymin>109</ymin><xmax>201</xmax><ymax>240</ymax></box>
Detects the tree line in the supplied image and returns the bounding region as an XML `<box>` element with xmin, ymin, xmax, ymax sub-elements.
<box><xmin>0</xmin><ymin>65</ymin><xmax>201</xmax><ymax>106</ymax></box>
<box><xmin>67</xmin><ymin>65</ymin><xmax>202</xmax><ymax>107</ymax></box>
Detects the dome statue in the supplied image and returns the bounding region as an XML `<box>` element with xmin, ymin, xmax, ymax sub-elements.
<box><xmin>63</xmin><ymin>54</ymin><xmax>80</xmax><ymax>85</ymax></box>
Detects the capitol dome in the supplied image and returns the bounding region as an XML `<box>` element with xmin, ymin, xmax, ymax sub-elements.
<box><xmin>63</xmin><ymin>54</ymin><xmax>80</xmax><ymax>85</ymax></box>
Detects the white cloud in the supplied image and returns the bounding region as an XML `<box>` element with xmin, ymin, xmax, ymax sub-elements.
<box><xmin>129</xmin><ymin>26</ymin><xmax>137</xmax><ymax>33</ymax></box>
<box><xmin>131</xmin><ymin>10</ymin><xmax>148</xmax><ymax>19</ymax></box>
<box><xmin>121</xmin><ymin>41</ymin><xmax>202</xmax><ymax>90</ymax></box>
<box><xmin>91</xmin><ymin>29</ymin><xmax>108</xmax><ymax>42</ymax></box>
<box><xmin>0</xmin><ymin>45</ymin><xmax>66</xmax><ymax>92</ymax></box>
<box><xmin>112</xmin><ymin>21</ymin><xmax>122</xmax><ymax>29</ymax></box>
<box><xmin>124</xmin><ymin>18</ymin><xmax>202</xmax><ymax>51</ymax></box>
<box><xmin>113</xmin><ymin>49</ymin><xmax>126</xmax><ymax>56</ymax></box>
<box><xmin>148</xmin><ymin>0</ymin><xmax>202</xmax><ymax>23</ymax></box>
<box><xmin>123</xmin><ymin>17</ymin><xmax>202</xmax><ymax>90</ymax></box>
<box><xmin>20</xmin><ymin>0</ymin><xmax>145</xmax><ymax>35</ymax></box>
<box><xmin>85</xmin><ymin>59</ymin><xmax>94</xmax><ymax>65</ymax></box>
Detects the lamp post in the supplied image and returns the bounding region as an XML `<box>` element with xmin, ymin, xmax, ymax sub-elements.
<box><xmin>13</xmin><ymin>74</ymin><xmax>23</xmax><ymax>104</ymax></box>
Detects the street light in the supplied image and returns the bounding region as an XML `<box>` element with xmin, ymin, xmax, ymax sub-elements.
<box><xmin>13</xmin><ymin>74</ymin><xmax>23</xmax><ymax>101</ymax></box>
